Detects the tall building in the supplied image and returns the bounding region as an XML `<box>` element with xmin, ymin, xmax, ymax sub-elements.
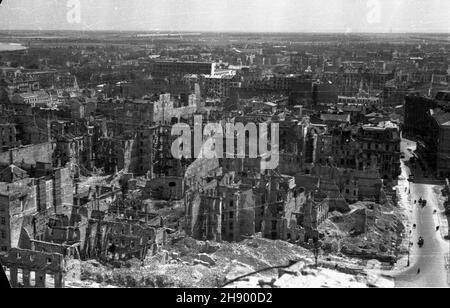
<box><xmin>404</xmin><ymin>94</ymin><xmax>437</xmax><ymax>138</ymax></box>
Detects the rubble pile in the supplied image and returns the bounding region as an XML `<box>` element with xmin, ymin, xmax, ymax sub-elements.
<box><xmin>77</xmin><ymin>235</ymin><xmax>394</xmax><ymax>288</ymax></box>
<box><xmin>320</xmin><ymin>202</ymin><xmax>406</xmax><ymax>263</ymax></box>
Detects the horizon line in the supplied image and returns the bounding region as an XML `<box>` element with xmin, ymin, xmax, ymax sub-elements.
<box><xmin>0</xmin><ymin>29</ymin><xmax>449</xmax><ymax>35</ymax></box>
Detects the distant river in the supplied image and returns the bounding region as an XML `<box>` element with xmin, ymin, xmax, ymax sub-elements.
<box><xmin>0</xmin><ymin>42</ymin><xmax>27</xmax><ymax>52</ymax></box>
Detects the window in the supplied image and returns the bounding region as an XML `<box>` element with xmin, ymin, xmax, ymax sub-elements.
<box><xmin>1</xmin><ymin>230</ymin><xmax>6</xmax><ymax>239</ymax></box>
<box><xmin>229</xmin><ymin>200</ymin><xmax>234</xmax><ymax>207</ymax></box>
<box><xmin>229</xmin><ymin>212</ymin><xmax>234</xmax><ymax>219</ymax></box>
<box><xmin>0</xmin><ymin>217</ymin><xmax>5</xmax><ymax>225</ymax></box>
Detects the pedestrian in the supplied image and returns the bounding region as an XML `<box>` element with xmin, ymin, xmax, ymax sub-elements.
<box><xmin>417</xmin><ymin>268</ymin><xmax>421</xmax><ymax>275</ymax></box>
<box><xmin>436</xmin><ymin>226</ymin><xmax>440</xmax><ymax>231</ymax></box>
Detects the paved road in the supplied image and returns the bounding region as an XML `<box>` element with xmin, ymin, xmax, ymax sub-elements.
<box><xmin>394</xmin><ymin>139</ymin><xmax>449</xmax><ymax>288</ymax></box>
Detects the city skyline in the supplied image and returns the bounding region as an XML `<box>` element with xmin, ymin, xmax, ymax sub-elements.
<box><xmin>0</xmin><ymin>0</ymin><xmax>449</xmax><ymax>33</ymax></box>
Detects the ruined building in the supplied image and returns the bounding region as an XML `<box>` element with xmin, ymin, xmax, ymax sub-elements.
<box><xmin>0</xmin><ymin>166</ymin><xmax>73</xmax><ymax>253</ymax></box>
<box><xmin>309</xmin><ymin>121</ymin><xmax>401</xmax><ymax>182</ymax></box>
<box><xmin>185</xmin><ymin>180</ymin><xmax>256</xmax><ymax>242</ymax></box>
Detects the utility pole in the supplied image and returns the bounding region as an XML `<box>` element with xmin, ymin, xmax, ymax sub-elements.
<box><xmin>308</xmin><ymin>238</ymin><xmax>321</xmax><ymax>267</ymax></box>
<box><xmin>314</xmin><ymin>244</ymin><xmax>319</xmax><ymax>267</ymax></box>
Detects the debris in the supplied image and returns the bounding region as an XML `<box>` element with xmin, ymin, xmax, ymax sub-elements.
<box><xmin>197</xmin><ymin>253</ymin><xmax>216</xmax><ymax>266</ymax></box>
<box><xmin>193</xmin><ymin>259</ymin><xmax>211</xmax><ymax>267</ymax></box>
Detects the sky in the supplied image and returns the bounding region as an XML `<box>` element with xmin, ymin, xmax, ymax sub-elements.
<box><xmin>0</xmin><ymin>0</ymin><xmax>449</xmax><ymax>33</ymax></box>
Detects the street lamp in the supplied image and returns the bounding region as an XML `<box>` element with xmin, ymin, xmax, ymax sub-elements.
<box><xmin>407</xmin><ymin>230</ymin><xmax>412</xmax><ymax>267</ymax></box>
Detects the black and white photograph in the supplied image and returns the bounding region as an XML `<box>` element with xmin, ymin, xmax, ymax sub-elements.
<box><xmin>0</xmin><ymin>0</ymin><xmax>449</xmax><ymax>292</ymax></box>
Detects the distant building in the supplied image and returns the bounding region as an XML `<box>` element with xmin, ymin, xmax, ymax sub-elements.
<box><xmin>202</xmin><ymin>73</ymin><xmax>241</xmax><ymax>98</ymax></box>
<box><xmin>11</xmin><ymin>90</ymin><xmax>53</xmax><ymax>108</ymax></box>
<box><xmin>151</xmin><ymin>60</ymin><xmax>214</xmax><ymax>78</ymax></box>
<box><xmin>337</xmin><ymin>94</ymin><xmax>382</xmax><ymax>109</ymax></box>
<box><xmin>320</xmin><ymin>113</ymin><xmax>351</xmax><ymax>127</ymax></box>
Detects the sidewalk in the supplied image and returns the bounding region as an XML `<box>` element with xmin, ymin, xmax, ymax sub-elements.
<box><xmin>393</xmin><ymin>166</ymin><xmax>414</xmax><ymax>273</ymax></box>
<box><xmin>432</xmin><ymin>186</ymin><xmax>450</xmax><ymax>239</ymax></box>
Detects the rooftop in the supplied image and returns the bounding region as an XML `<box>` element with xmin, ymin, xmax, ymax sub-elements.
<box><xmin>320</xmin><ymin>113</ymin><xmax>351</xmax><ymax>123</ymax></box>
<box><xmin>362</xmin><ymin>121</ymin><xmax>399</xmax><ymax>131</ymax></box>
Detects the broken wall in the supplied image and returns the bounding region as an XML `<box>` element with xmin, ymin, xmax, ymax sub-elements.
<box><xmin>53</xmin><ymin>167</ymin><xmax>73</xmax><ymax>213</ymax></box>
<box><xmin>144</xmin><ymin>177</ymin><xmax>185</xmax><ymax>200</ymax></box>
<box><xmin>0</xmin><ymin>248</ymin><xmax>65</xmax><ymax>288</ymax></box>
<box><xmin>83</xmin><ymin>219</ymin><xmax>156</xmax><ymax>262</ymax></box>
<box><xmin>4</xmin><ymin>183</ymin><xmax>37</xmax><ymax>249</ymax></box>
<box><xmin>237</xmin><ymin>188</ymin><xmax>256</xmax><ymax>240</ymax></box>
<box><xmin>30</xmin><ymin>239</ymin><xmax>80</xmax><ymax>258</ymax></box>
<box><xmin>0</xmin><ymin>143</ymin><xmax>54</xmax><ymax>167</ymax></box>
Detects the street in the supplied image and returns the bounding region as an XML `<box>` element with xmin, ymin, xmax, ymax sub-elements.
<box><xmin>394</xmin><ymin>139</ymin><xmax>450</xmax><ymax>288</ymax></box>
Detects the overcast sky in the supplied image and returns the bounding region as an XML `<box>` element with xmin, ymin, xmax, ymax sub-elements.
<box><xmin>0</xmin><ymin>0</ymin><xmax>449</xmax><ymax>33</ymax></box>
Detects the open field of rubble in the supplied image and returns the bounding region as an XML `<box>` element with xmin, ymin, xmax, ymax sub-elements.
<box><xmin>75</xmin><ymin>235</ymin><xmax>395</xmax><ymax>288</ymax></box>
<box><xmin>320</xmin><ymin>202</ymin><xmax>406</xmax><ymax>264</ymax></box>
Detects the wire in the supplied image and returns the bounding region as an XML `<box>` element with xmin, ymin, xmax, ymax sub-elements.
<box><xmin>221</xmin><ymin>258</ymin><xmax>304</xmax><ymax>288</ymax></box>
